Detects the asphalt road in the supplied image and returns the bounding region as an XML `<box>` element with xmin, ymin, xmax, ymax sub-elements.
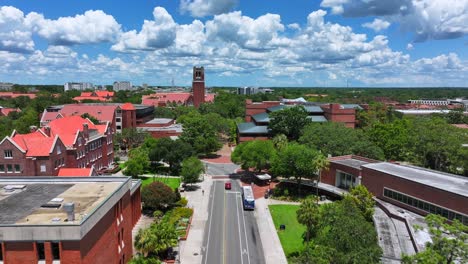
<box><xmin>202</xmin><ymin>180</ymin><xmax>265</xmax><ymax>264</ymax></box>
<box><xmin>204</xmin><ymin>162</ymin><xmax>240</xmax><ymax>177</ymax></box>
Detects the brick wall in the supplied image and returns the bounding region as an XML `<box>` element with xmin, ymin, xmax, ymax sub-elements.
<box><xmin>362</xmin><ymin>167</ymin><xmax>468</xmax><ymax>216</ymax></box>
<box><xmin>322</xmin><ymin>104</ymin><xmax>356</xmax><ymax>128</ymax></box>
<box><xmin>3</xmin><ymin>242</ymin><xmax>37</xmax><ymax>264</ymax></box>
<box><xmin>245</xmin><ymin>100</ymin><xmax>280</xmax><ymax>122</ymax></box>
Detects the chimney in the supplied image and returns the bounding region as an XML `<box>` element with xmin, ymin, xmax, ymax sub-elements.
<box><xmin>44</xmin><ymin>126</ymin><xmax>51</xmax><ymax>136</ymax></box>
<box><xmin>30</xmin><ymin>125</ymin><xmax>37</xmax><ymax>132</ymax></box>
<box><xmin>83</xmin><ymin>123</ymin><xmax>89</xmax><ymax>139</ymax></box>
<box><xmin>63</xmin><ymin>202</ymin><xmax>75</xmax><ymax>221</ymax></box>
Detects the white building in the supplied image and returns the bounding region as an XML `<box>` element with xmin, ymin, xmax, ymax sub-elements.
<box><xmin>0</xmin><ymin>82</ymin><xmax>14</xmax><ymax>90</ymax></box>
<box><xmin>237</xmin><ymin>87</ymin><xmax>259</xmax><ymax>95</ymax></box>
<box><xmin>113</xmin><ymin>81</ymin><xmax>132</xmax><ymax>91</ymax></box>
<box><xmin>64</xmin><ymin>82</ymin><xmax>93</xmax><ymax>91</ymax></box>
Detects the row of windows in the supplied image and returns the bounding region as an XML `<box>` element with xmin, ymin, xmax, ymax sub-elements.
<box><xmin>87</xmin><ymin>140</ymin><xmax>102</xmax><ymax>151</ymax></box>
<box><xmin>54</xmin><ymin>158</ymin><xmax>65</xmax><ymax>169</ymax></box>
<box><xmin>383</xmin><ymin>188</ymin><xmax>468</xmax><ymax>225</ymax></box>
<box><xmin>4</xmin><ymin>150</ymin><xmax>12</xmax><ymax>158</ymax></box>
<box><xmin>37</xmin><ymin>242</ymin><xmax>60</xmax><ymax>260</ymax></box>
<box><xmin>0</xmin><ymin>164</ymin><xmax>21</xmax><ymax>173</ymax></box>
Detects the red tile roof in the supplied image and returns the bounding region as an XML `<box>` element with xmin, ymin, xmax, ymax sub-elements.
<box><xmin>121</xmin><ymin>102</ymin><xmax>135</xmax><ymax>110</ymax></box>
<box><xmin>46</xmin><ymin>116</ymin><xmax>98</xmax><ymax>147</ymax></box>
<box><xmin>58</xmin><ymin>168</ymin><xmax>94</xmax><ymax>177</ymax></box>
<box><xmin>452</xmin><ymin>124</ymin><xmax>468</xmax><ymax>129</ymax></box>
<box><xmin>59</xmin><ymin>104</ymin><xmax>117</xmax><ymax>123</ymax></box>
<box><xmin>142</xmin><ymin>93</ymin><xmax>192</xmax><ymax>106</ymax></box>
<box><xmin>40</xmin><ymin>110</ymin><xmax>63</xmax><ymax>124</ymax></box>
<box><xmin>0</xmin><ymin>92</ymin><xmax>36</xmax><ymax>99</ymax></box>
<box><xmin>73</xmin><ymin>96</ymin><xmax>110</xmax><ymax>102</ymax></box>
<box><xmin>0</xmin><ymin>107</ymin><xmax>20</xmax><ymax>116</ymax></box>
<box><xmin>205</xmin><ymin>93</ymin><xmax>216</xmax><ymax>102</ymax></box>
<box><xmin>73</xmin><ymin>91</ymin><xmax>115</xmax><ymax>102</ymax></box>
<box><xmin>10</xmin><ymin>131</ymin><xmax>59</xmax><ymax>157</ymax></box>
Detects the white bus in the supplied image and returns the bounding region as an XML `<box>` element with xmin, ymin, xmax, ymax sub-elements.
<box><xmin>241</xmin><ymin>186</ymin><xmax>255</xmax><ymax>210</ymax></box>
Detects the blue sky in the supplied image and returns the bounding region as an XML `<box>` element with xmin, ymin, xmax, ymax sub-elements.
<box><xmin>0</xmin><ymin>0</ymin><xmax>467</xmax><ymax>87</ymax></box>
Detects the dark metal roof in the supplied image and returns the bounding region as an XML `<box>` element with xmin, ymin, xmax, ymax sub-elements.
<box><xmin>237</xmin><ymin>122</ymin><xmax>269</xmax><ymax>134</ymax></box>
<box><xmin>267</xmin><ymin>105</ymin><xmax>286</xmax><ymax>112</ymax></box>
<box><xmin>341</xmin><ymin>104</ymin><xmax>363</xmax><ymax>110</ymax></box>
<box><xmin>304</xmin><ymin>106</ymin><xmax>324</xmax><ymax>113</ymax></box>
<box><xmin>252</xmin><ymin>112</ymin><xmax>270</xmax><ymax>123</ymax></box>
<box><xmin>332</xmin><ymin>158</ymin><xmax>371</xmax><ymax>169</ymax></box>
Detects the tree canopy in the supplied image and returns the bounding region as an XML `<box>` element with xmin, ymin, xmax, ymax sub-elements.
<box><xmin>148</xmin><ymin>138</ymin><xmax>194</xmax><ymax>175</ymax></box>
<box><xmin>231</xmin><ymin>140</ymin><xmax>276</xmax><ymax>172</ymax></box>
<box><xmin>179</xmin><ymin>114</ymin><xmax>221</xmax><ymax>155</ymax></box>
<box><xmin>268</xmin><ymin>106</ymin><xmax>311</xmax><ymax>140</ymax></box>
<box><xmin>180</xmin><ymin>156</ymin><xmax>205</xmax><ymax>185</ymax></box>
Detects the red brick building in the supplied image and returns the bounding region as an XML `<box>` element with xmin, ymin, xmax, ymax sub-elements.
<box><xmin>142</xmin><ymin>93</ymin><xmax>193</xmax><ymax>107</ymax></box>
<box><xmin>40</xmin><ymin>103</ymin><xmax>153</xmax><ymax>133</ymax></box>
<box><xmin>73</xmin><ymin>91</ymin><xmax>115</xmax><ymax>102</ymax></box>
<box><xmin>0</xmin><ymin>116</ymin><xmax>114</xmax><ymax>176</ymax></box>
<box><xmin>0</xmin><ymin>176</ymin><xmax>142</xmax><ymax>264</ymax></box>
<box><xmin>321</xmin><ymin>155</ymin><xmax>468</xmax><ymax>225</ymax></box>
<box><xmin>238</xmin><ymin>100</ymin><xmax>360</xmax><ymax>142</ymax></box>
<box><xmin>0</xmin><ymin>130</ymin><xmax>68</xmax><ymax>176</ymax></box>
<box><xmin>137</xmin><ymin>118</ymin><xmax>182</xmax><ymax>139</ymax></box>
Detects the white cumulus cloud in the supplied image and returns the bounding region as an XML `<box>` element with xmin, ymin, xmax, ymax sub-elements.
<box><xmin>26</xmin><ymin>10</ymin><xmax>120</xmax><ymax>45</ymax></box>
<box><xmin>180</xmin><ymin>0</ymin><xmax>238</xmax><ymax>17</ymax></box>
<box><xmin>320</xmin><ymin>0</ymin><xmax>468</xmax><ymax>42</ymax></box>
<box><xmin>206</xmin><ymin>11</ymin><xmax>285</xmax><ymax>50</ymax></box>
<box><xmin>0</xmin><ymin>6</ymin><xmax>34</xmax><ymax>53</ymax></box>
<box><xmin>362</xmin><ymin>19</ymin><xmax>390</xmax><ymax>32</ymax></box>
<box><xmin>112</xmin><ymin>7</ymin><xmax>176</xmax><ymax>52</ymax></box>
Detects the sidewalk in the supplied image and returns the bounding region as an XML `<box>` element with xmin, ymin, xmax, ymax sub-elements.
<box><xmin>179</xmin><ymin>176</ymin><xmax>213</xmax><ymax>264</ymax></box>
<box><xmin>255</xmin><ymin>198</ymin><xmax>288</xmax><ymax>264</ymax></box>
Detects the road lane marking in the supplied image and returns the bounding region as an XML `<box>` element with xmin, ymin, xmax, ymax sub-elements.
<box><xmin>235</xmin><ymin>191</ymin><xmax>245</xmax><ymax>264</ymax></box>
<box><xmin>226</xmin><ymin>191</ymin><xmax>241</xmax><ymax>194</ymax></box>
<box><xmin>240</xmin><ymin>195</ymin><xmax>252</xmax><ymax>264</ymax></box>
<box><xmin>204</xmin><ymin>182</ymin><xmax>216</xmax><ymax>264</ymax></box>
<box><xmin>224</xmin><ymin>188</ymin><xmax>228</xmax><ymax>263</ymax></box>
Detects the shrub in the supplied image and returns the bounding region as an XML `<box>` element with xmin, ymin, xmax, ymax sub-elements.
<box><xmin>142</xmin><ymin>182</ymin><xmax>177</xmax><ymax>213</ymax></box>
<box><xmin>176</xmin><ymin>197</ymin><xmax>188</xmax><ymax>207</ymax></box>
<box><xmin>114</xmin><ymin>156</ymin><xmax>120</xmax><ymax>162</ymax></box>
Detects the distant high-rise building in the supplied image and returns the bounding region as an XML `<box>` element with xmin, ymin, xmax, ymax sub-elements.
<box><xmin>192</xmin><ymin>67</ymin><xmax>205</xmax><ymax>108</ymax></box>
<box><xmin>237</xmin><ymin>87</ymin><xmax>259</xmax><ymax>95</ymax></box>
<box><xmin>64</xmin><ymin>82</ymin><xmax>93</xmax><ymax>91</ymax></box>
<box><xmin>113</xmin><ymin>81</ymin><xmax>132</xmax><ymax>91</ymax></box>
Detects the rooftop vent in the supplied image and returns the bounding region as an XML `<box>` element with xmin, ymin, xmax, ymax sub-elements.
<box><xmin>63</xmin><ymin>202</ymin><xmax>75</xmax><ymax>221</ymax></box>
<box><xmin>3</xmin><ymin>185</ymin><xmax>26</xmax><ymax>191</ymax></box>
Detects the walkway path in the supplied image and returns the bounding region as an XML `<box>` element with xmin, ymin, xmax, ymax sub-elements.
<box><xmin>131</xmin><ymin>214</ymin><xmax>154</xmax><ymax>254</ymax></box>
<box><xmin>255</xmin><ymin>197</ymin><xmax>288</xmax><ymax>264</ymax></box>
<box><xmin>179</xmin><ymin>176</ymin><xmax>213</xmax><ymax>264</ymax></box>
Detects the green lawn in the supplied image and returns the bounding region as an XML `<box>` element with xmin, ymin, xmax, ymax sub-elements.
<box><xmin>140</xmin><ymin>176</ymin><xmax>181</xmax><ymax>190</ymax></box>
<box><xmin>269</xmin><ymin>204</ymin><xmax>305</xmax><ymax>258</ymax></box>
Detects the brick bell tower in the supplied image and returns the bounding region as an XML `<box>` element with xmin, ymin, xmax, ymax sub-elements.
<box><xmin>192</xmin><ymin>66</ymin><xmax>205</xmax><ymax>108</ymax></box>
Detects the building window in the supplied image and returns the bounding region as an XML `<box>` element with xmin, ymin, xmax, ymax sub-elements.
<box><xmin>116</xmin><ymin>118</ymin><xmax>121</xmax><ymax>122</ymax></box>
<box><xmin>0</xmin><ymin>164</ymin><xmax>4</xmax><ymax>172</ymax></box>
<box><xmin>40</xmin><ymin>165</ymin><xmax>46</xmax><ymax>172</ymax></box>
<box><xmin>0</xmin><ymin>242</ymin><xmax>3</xmax><ymax>261</ymax></box>
<box><xmin>7</xmin><ymin>164</ymin><xmax>12</xmax><ymax>173</ymax></box>
<box><xmin>57</xmin><ymin>146</ymin><xmax>61</xmax><ymax>154</ymax></box>
<box><xmin>4</xmin><ymin>150</ymin><xmax>12</xmax><ymax>158</ymax></box>
<box><xmin>116</xmin><ymin>125</ymin><xmax>121</xmax><ymax>130</ymax></box>
<box><xmin>14</xmin><ymin>164</ymin><xmax>20</xmax><ymax>172</ymax></box>
<box><xmin>336</xmin><ymin>171</ymin><xmax>356</xmax><ymax>190</ymax></box>
<box><xmin>383</xmin><ymin>187</ymin><xmax>468</xmax><ymax>225</ymax></box>
<box><xmin>37</xmin><ymin>242</ymin><xmax>45</xmax><ymax>260</ymax></box>
<box><xmin>51</xmin><ymin>242</ymin><xmax>60</xmax><ymax>260</ymax></box>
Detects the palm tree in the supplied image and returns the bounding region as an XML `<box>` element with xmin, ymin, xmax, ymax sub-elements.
<box><xmin>296</xmin><ymin>197</ymin><xmax>320</xmax><ymax>242</ymax></box>
<box><xmin>134</xmin><ymin>227</ymin><xmax>158</xmax><ymax>257</ymax></box>
<box><xmin>272</xmin><ymin>134</ymin><xmax>288</xmax><ymax>151</ymax></box>
<box><xmin>150</xmin><ymin>221</ymin><xmax>178</xmax><ymax>255</ymax></box>
<box><xmin>313</xmin><ymin>152</ymin><xmax>330</xmax><ymax>201</ymax></box>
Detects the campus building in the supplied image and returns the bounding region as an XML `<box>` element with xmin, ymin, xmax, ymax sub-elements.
<box><xmin>0</xmin><ymin>176</ymin><xmax>141</xmax><ymax>264</ymax></box>
<box><xmin>137</xmin><ymin>118</ymin><xmax>183</xmax><ymax>139</ymax></box>
<box><xmin>64</xmin><ymin>82</ymin><xmax>94</xmax><ymax>91</ymax></box>
<box><xmin>321</xmin><ymin>155</ymin><xmax>468</xmax><ymax>225</ymax></box>
<box><xmin>237</xmin><ymin>100</ymin><xmax>360</xmax><ymax>142</ymax></box>
<box><xmin>113</xmin><ymin>81</ymin><xmax>133</xmax><ymax>91</ymax></box>
<box><xmin>40</xmin><ymin>103</ymin><xmax>154</xmax><ymax>133</ymax></box>
<box><xmin>0</xmin><ymin>115</ymin><xmax>114</xmax><ymax>176</ymax></box>
<box><xmin>72</xmin><ymin>91</ymin><xmax>115</xmax><ymax>102</ymax></box>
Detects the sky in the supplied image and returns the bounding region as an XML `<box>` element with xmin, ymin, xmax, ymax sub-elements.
<box><xmin>0</xmin><ymin>0</ymin><xmax>467</xmax><ymax>87</ymax></box>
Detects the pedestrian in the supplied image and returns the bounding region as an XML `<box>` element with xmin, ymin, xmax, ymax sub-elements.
<box><xmin>202</xmin><ymin>189</ymin><xmax>205</xmax><ymax>196</ymax></box>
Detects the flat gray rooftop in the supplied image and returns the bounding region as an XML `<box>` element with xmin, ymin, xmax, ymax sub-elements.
<box><xmin>0</xmin><ymin>184</ymin><xmax>73</xmax><ymax>224</ymax></box>
<box><xmin>333</xmin><ymin>158</ymin><xmax>372</xmax><ymax>169</ymax></box>
<box><xmin>363</xmin><ymin>162</ymin><xmax>468</xmax><ymax>198</ymax></box>
<box><xmin>145</xmin><ymin>118</ymin><xmax>174</xmax><ymax>124</ymax></box>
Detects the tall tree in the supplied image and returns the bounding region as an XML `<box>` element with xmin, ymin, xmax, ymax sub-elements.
<box><xmin>180</xmin><ymin>156</ymin><xmax>205</xmax><ymax>185</ymax></box>
<box><xmin>231</xmin><ymin>140</ymin><xmax>276</xmax><ymax>172</ymax></box>
<box><xmin>402</xmin><ymin>214</ymin><xmax>468</xmax><ymax>264</ymax></box>
<box><xmin>124</xmin><ymin>148</ymin><xmax>150</xmax><ymax>177</ymax></box>
<box><xmin>297</xmin><ymin>197</ymin><xmax>320</xmax><ymax>242</ymax></box>
<box><xmin>148</xmin><ymin>138</ymin><xmax>194</xmax><ymax>174</ymax></box>
<box><xmin>348</xmin><ymin>185</ymin><xmax>375</xmax><ymax>222</ymax></box>
<box><xmin>268</xmin><ymin>105</ymin><xmax>311</xmax><ymax>140</ymax></box>
<box><xmin>115</xmin><ymin>128</ymin><xmax>149</xmax><ymax>150</ymax></box>
<box><xmin>299</xmin><ymin>122</ymin><xmax>385</xmax><ymax>160</ymax></box>
<box><xmin>179</xmin><ymin>115</ymin><xmax>221</xmax><ymax>155</ymax></box>
<box><xmin>271</xmin><ymin>143</ymin><xmax>322</xmax><ymax>192</ymax></box>
<box><xmin>272</xmin><ymin>134</ymin><xmax>288</xmax><ymax>151</ymax></box>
